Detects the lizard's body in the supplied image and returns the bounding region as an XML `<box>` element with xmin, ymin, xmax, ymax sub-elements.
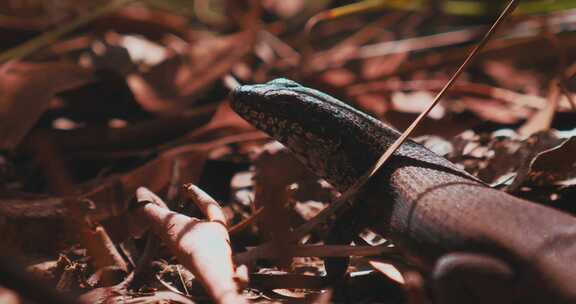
<box><xmin>232</xmin><ymin>79</ymin><xmax>576</xmax><ymax>303</ymax></box>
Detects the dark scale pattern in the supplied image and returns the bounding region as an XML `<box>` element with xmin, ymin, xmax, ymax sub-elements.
<box><xmin>232</xmin><ymin>79</ymin><xmax>576</xmax><ymax>303</ymax></box>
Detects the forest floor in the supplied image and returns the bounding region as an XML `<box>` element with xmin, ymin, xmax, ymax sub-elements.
<box><xmin>1</xmin><ymin>1</ymin><xmax>576</xmax><ymax>303</ymax></box>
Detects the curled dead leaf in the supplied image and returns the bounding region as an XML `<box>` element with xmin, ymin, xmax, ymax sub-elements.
<box><xmin>134</xmin><ymin>187</ymin><xmax>247</xmax><ymax>304</ymax></box>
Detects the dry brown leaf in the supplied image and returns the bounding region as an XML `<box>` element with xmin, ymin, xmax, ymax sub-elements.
<box><xmin>0</xmin><ymin>132</ymin><xmax>243</xmax><ymax>222</ymax></box>
<box><xmin>135</xmin><ymin>187</ymin><xmax>247</xmax><ymax>304</ymax></box>
<box><xmin>127</xmin><ymin>31</ymin><xmax>255</xmax><ymax>115</ymax></box>
<box><xmin>309</xmin><ymin>289</ymin><xmax>333</xmax><ymax>304</ymax></box>
<box><xmin>369</xmin><ymin>260</ymin><xmax>404</xmax><ymax>284</ymax></box>
<box><xmin>483</xmin><ymin>60</ymin><xmax>542</xmax><ymax>95</ymax></box>
<box><xmin>42</xmin><ymin>103</ymin><xmax>216</xmax><ymax>154</ymax></box>
<box><xmin>391</xmin><ymin>91</ymin><xmax>445</xmax><ymax>120</ymax></box>
<box><xmin>0</xmin><ymin>61</ymin><xmax>94</xmax><ymax>150</ymax></box>
<box><xmin>361</xmin><ymin>53</ymin><xmax>407</xmax><ymax>80</ymax></box>
<box><xmin>354</xmin><ymin>93</ymin><xmax>389</xmax><ymax>117</ymax></box>
<box><xmin>184</xmin><ymin>184</ymin><xmax>228</xmax><ymax>227</ymax></box>
<box><xmin>126</xmin><ymin>55</ymin><xmax>190</xmax><ymax>113</ymax></box>
<box><xmin>170</xmin><ymin>101</ymin><xmax>256</xmax><ymax>149</ymax></box>
<box><xmin>461</xmin><ymin>97</ymin><xmax>531</xmax><ymax>124</ymax></box>
<box><xmin>524</xmin><ymin>137</ymin><xmax>576</xmax><ymax>187</ymax></box>
<box><xmin>0</xmin><ymin>287</ymin><xmax>19</xmax><ymax>304</ymax></box>
<box><xmin>402</xmin><ymin>271</ymin><xmax>431</xmax><ymax>304</ymax></box>
<box><xmin>252</xmin><ymin>143</ymin><xmax>297</xmax><ymax>267</ymax></box>
<box><xmin>262</xmin><ymin>0</ymin><xmax>306</xmax><ymax>18</ymax></box>
<box><xmin>518</xmin><ymin>80</ymin><xmax>560</xmax><ymax>137</ymax></box>
<box><xmin>319</xmin><ymin>68</ymin><xmax>356</xmax><ymax>87</ymax></box>
<box><xmin>98</xmin><ymin>6</ymin><xmax>190</xmax><ymax>40</ymax></box>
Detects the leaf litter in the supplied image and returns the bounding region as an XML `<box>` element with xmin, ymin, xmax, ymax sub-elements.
<box><xmin>0</xmin><ymin>1</ymin><xmax>576</xmax><ymax>303</ymax></box>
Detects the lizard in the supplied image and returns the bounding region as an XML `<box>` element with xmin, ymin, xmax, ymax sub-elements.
<box><xmin>231</xmin><ymin>78</ymin><xmax>576</xmax><ymax>304</ymax></box>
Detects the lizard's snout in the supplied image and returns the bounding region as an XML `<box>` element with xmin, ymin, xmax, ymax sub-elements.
<box><xmin>231</xmin><ymin>83</ymin><xmax>256</xmax><ymax>101</ymax></box>
<box><xmin>230</xmin><ymin>84</ymin><xmax>260</xmax><ymax>114</ymax></box>
<box><xmin>231</xmin><ymin>78</ymin><xmax>300</xmax><ymax>105</ymax></box>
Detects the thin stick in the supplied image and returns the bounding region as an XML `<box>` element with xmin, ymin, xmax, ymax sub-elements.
<box><xmin>177</xmin><ymin>265</ymin><xmax>190</xmax><ymax>296</ymax></box>
<box><xmin>291</xmin><ymin>0</ymin><xmax>519</xmax><ymax>241</ymax></box>
<box><xmin>228</xmin><ymin>207</ymin><xmax>264</xmax><ymax>235</ymax></box>
<box><xmin>235</xmin><ymin>244</ymin><xmax>397</xmax><ymax>264</ymax></box>
<box><xmin>365</xmin><ymin>0</ymin><xmax>519</xmax><ymax>181</ymax></box>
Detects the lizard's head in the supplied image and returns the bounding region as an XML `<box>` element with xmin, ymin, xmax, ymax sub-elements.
<box><xmin>232</xmin><ymin>78</ymin><xmax>394</xmax><ymax>191</ymax></box>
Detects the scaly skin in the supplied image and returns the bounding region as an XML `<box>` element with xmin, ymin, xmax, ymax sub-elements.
<box><xmin>232</xmin><ymin>79</ymin><xmax>576</xmax><ymax>303</ymax></box>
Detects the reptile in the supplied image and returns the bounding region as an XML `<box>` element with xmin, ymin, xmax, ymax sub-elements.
<box><xmin>231</xmin><ymin>78</ymin><xmax>576</xmax><ymax>304</ymax></box>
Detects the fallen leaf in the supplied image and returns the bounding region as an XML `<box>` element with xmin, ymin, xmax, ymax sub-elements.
<box><xmin>391</xmin><ymin>91</ymin><xmax>445</xmax><ymax>120</ymax></box>
<box><xmin>320</xmin><ymin>68</ymin><xmax>356</xmax><ymax>87</ymax></box>
<box><xmin>460</xmin><ymin>97</ymin><xmax>531</xmax><ymax>124</ymax></box>
<box><xmin>361</xmin><ymin>53</ymin><xmax>407</xmax><ymax>80</ymax></box>
<box><xmin>526</xmin><ymin>137</ymin><xmax>576</xmax><ymax>187</ymax></box>
<box><xmin>354</xmin><ymin>94</ymin><xmax>388</xmax><ymax>117</ymax></box>
<box><xmin>134</xmin><ymin>187</ymin><xmax>247</xmax><ymax>304</ymax></box>
<box><xmin>483</xmin><ymin>60</ymin><xmax>542</xmax><ymax>95</ymax></box>
<box><xmin>0</xmin><ymin>61</ymin><xmax>94</xmax><ymax>150</ymax></box>
<box><xmin>518</xmin><ymin>80</ymin><xmax>560</xmax><ymax>137</ymax></box>
<box><xmin>368</xmin><ymin>260</ymin><xmax>404</xmax><ymax>284</ymax></box>
<box><xmin>0</xmin><ymin>286</ymin><xmax>19</xmax><ymax>304</ymax></box>
<box><xmin>127</xmin><ymin>31</ymin><xmax>255</xmax><ymax>114</ymax></box>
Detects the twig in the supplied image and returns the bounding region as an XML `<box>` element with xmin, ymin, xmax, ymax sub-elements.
<box><xmin>518</xmin><ymin>78</ymin><xmax>561</xmax><ymax>136</ymax></box>
<box><xmin>260</xmin><ymin>30</ymin><xmax>300</xmax><ymax>61</ymax></box>
<box><xmin>358</xmin><ymin>26</ymin><xmax>484</xmax><ymax>58</ymax></box>
<box><xmin>301</xmin><ymin>0</ymin><xmax>394</xmax><ymax>73</ymax></box>
<box><xmin>228</xmin><ymin>206</ymin><xmax>264</xmax><ymax>235</ymax></box>
<box><xmin>347</xmin><ymin>79</ymin><xmax>548</xmax><ymax>108</ymax></box>
<box><xmin>235</xmin><ymin>244</ymin><xmax>398</xmax><ymax>266</ymax></box>
<box><xmin>177</xmin><ymin>265</ymin><xmax>190</xmax><ymax>296</ymax></box>
<box><xmin>250</xmin><ymin>273</ymin><xmax>328</xmax><ymax>290</ymax></box>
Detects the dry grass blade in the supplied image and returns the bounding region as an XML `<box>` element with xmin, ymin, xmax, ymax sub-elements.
<box><xmin>288</xmin><ymin>0</ymin><xmax>520</xmax><ymax>241</ymax></box>
<box><xmin>362</xmin><ymin>0</ymin><xmax>519</xmax><ymax>185</ymax></box>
